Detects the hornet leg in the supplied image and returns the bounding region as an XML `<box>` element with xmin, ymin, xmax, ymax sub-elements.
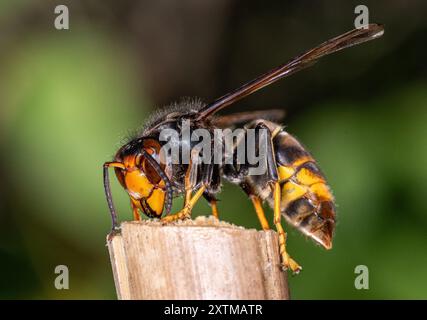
<box><xmin>274</xmin><ymin>182</ymin><xmax>302</xmax><ymax>274</ymax></box>
<box><xmin>244</xmin><ymin>121</ymin><xmax>302</xmax><ymax>273</ymax></box>
<box><xmin>250</xmin><ymin>195</ymin><xmax>270</xmax><ymax>230</ymax></box>
<box><xmin>161</xmin><ymin>186</ymin><xmax>206</xmax><ymax>222</ymax></box>
<box><xmin>130</xmin><ymin>198</ymin><xmax>141</xmax><ymax>221</ymax></box>
<box><xmin>162</xmin><ymin>149</ymin><xmax>205</xmax><ymax>222</ymax></box>
<box><xmin>203</xmin><ymin>193</ymin><xmax>220</xmax><ymax>219</ymax></box>
<box><xmin>210</xmin><ymin>199</ymin><xmax>219</xmax><ymax>219</ymax></box>
<box><xmin>202</xmin><ymin>161</ymin><xmax>221</xmax><ymax>219</ymax></box>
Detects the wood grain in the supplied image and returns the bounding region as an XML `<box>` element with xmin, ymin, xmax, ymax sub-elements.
<box><xmin>107</xmin><ymin>216</ymin><xmax>289</xmax><ymax>300</ymax></box>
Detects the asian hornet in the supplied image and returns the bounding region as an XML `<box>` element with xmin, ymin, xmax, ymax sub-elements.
<box><xmin>104</xmin><ymin>24</ymin><xmax>384</xmax><ymax>273</ymax></box>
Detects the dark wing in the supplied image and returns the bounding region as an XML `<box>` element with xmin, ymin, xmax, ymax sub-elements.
<box><xmin>196</xmin><ymin>24</ymin><xmax>384</xmax><ymax>120</ymax></box>
<box><xmin>211</xmin><ymin>109</ymin><xmax>285</xmax><ymax>128</ymax></box>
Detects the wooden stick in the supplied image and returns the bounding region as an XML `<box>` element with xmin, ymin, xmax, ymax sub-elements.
<box><xmin>107</xmin><ymin>216</ymin><xmax>289</xmax><ymax>300</ymax></box>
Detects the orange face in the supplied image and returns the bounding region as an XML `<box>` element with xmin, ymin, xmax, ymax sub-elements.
<box><xmin>114</xmin><ymin>140</ymin><xmax>167</xmax><ymax>218</ymax></box>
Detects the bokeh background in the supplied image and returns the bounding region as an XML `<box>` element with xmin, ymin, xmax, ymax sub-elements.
<box><xmin>0</xmin><ymin>0</ymin><xmax>426</xmax><ymax>299</ymax></box>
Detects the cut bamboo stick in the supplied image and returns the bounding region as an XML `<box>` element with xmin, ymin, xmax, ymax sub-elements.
<box><xmin>107</xmin><ymin>216</ymin><xmax>289</xmax><ymax>300</ymax></box>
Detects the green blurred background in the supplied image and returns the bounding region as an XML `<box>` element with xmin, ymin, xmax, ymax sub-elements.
<box><xmin>0</xmin><ymin>0</ymin><xmax>426</xmax><ymax>299</ymax></box>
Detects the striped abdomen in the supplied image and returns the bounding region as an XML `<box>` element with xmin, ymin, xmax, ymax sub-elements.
<box><xmin>272</xmin><ymin>130</ymin><xmax>336</xmax><ymax>249</ymax></box>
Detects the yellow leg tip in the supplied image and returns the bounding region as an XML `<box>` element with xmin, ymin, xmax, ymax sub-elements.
<box><xmin>281</xmin><ymin>262</ymin><xmax>302</xmax><ymax>275</ymax></box>
<box><xmin>161</xmin><ymin>208</ymin><xmax>192</xmax><ymax>223</ymax></box>
<box><xmin>280</xmin><ymin>253</ymin><xmax>302</xmax><ymax>275</ymax></box>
